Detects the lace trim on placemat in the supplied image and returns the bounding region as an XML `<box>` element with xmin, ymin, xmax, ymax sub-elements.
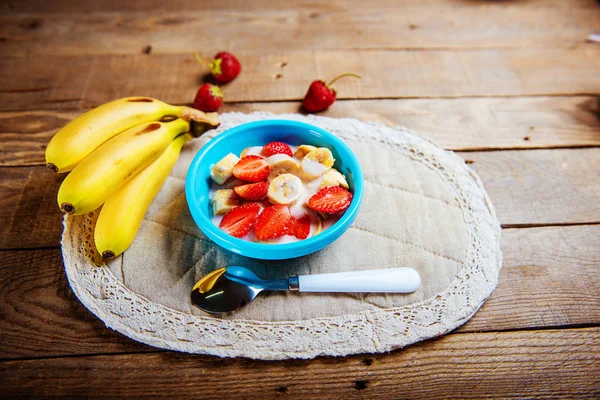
<box><xmin>62</xmin><ymin>113</ymin><xmax>502</xmax><ymax>360</ymax></box>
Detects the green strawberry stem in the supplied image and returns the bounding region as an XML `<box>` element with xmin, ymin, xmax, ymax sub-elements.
<box><xmin>327</xmin><ymin>73</ymin><xmax>362</xmax><ymax>87</ymax></box>
<box><xmin>194</xmin><ymin>52</ymin><xmax>208</xmax><ymax>68</ymax></box>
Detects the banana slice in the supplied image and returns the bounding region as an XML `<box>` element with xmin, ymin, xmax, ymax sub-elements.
<box><xmin>321</xmin><ymin>168</ymin><xmax>349</xmax><ymax>189</ymax></box>
<box><xmin>294</xmin><ymin>144</ymin><xmax>317</xmax><ymax>160</ymax></box>
<box><xmin>301</xmin><ymin>148</ymin><xmax>334</xmax><ymax>178</ymax></box>
<box><xmin>268</xmin><ymin>173</ymin><xmax>303</xmax><ymax>205</ymax></box>
<box><xmin>211</xmin><ymin>189</ymin><xmax>240</xmax><ymax>215</ymax></box>
<box><xmin>267</xmin><ymin>154</ymin><xmax>301</xmax><ymax>181</ymax></box>
<box><xmin>312</xmin><ymin>216</ymin><xmax>323</xmax><ymax>236</ymax></box>
<box><xmin>210</xmin><ymin>153</ymin><xmax>240</xmax><ymax>184</ymax></box>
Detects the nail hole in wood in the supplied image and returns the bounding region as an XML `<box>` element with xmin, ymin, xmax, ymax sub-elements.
<box><xmin>309</xmin><ymin>12</ymin><xmax>319</xmax><ymax>19</ymax></box>
<box><xmin>280</xmin><ymin>62</ymin><xmax>287</xmax><ymax>68</ymax></box>
<box><xmin>523</xmin><ymin>136</ymin><xmax>530</xmax><ymax>141</ymax></box>
<box><xmin>465</xmin><ymin>160</ymin><xmax>475</xmax><ymax>164</ymax></box>
<box><xmin>22</xmin><ymin>19</ymin><xmax>42</xmax><ymax>30</ymax></box>
<box><xmin>275</xmin><ymin>386</ymin><xmax>288</xmax><ymax>395</ymax></box>
<box><xmin>409</xmin><ymin>24</ymin><xmax>418</xmax><ymax>30</ymax></box>
<box><xmin>141</xmin><ymin>45</ymin><xmax>152</xmax><ymax>54</ymax></box>
<box><xmin>275</xmin><ymin>74</ymin><xmax>283</xmax><ymax>79</ymax></box>
<box><xmin>362</xmin><ymin>358</ymin><xmax>374</xmax><ymax>366</ymax></box>
<box><xmin>353</xmin><ymin>380</ymin><xmax>369</xmax><ymax>391</ymax></box>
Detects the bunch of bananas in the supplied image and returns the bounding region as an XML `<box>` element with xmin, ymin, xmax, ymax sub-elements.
<box><xmin>46</xmin><ymin>97</ymin><xmax>220</xmax><ymax>259</ymax></box>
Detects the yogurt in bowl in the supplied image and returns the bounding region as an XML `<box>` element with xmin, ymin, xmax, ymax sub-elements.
<box><xmin>208</xmin><ymin>142</ymin><xmax>352</xmax><ymax>244</ymax></box>
<box><xmin>185</xmin><ymin>119</ymin><xmax>364</xmax><ymax>260</ymax></box>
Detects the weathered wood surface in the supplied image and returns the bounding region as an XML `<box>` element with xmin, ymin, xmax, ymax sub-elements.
<box><xmin>2</xmin><ymin>96</ymin><xmax>599</xmax><ymax>167</ymax></box>
<box><xmin>1</xmin><ymin>327</ymin><xmax>598</xmax><ymax>399</ymax></box>
<box><xmin>1</xmin><ymin>225</ymin><xmax>598</xmax><ymax>359</ymax></box>
<box><xmin>1</xmin><ymin>47</ymin><xmax>599</xmax><ymax>111</ymax></box>
<box><xmin>2</xmin><ymin>4</ymin><xmax>599</xmax><ymax>56</ymax></box>
<box><xmin>1</xmin><ymin>148</ymin><xmax>597</xmax><ymax>249</ymax></box>
<box><xmin>4</xmin><ymin>0</ymin><xmax>597</xmax><ymax>13</ymax></box>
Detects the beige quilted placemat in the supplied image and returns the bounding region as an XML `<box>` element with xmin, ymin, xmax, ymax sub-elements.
<box><xmin>62</xmin><ymin>112</ymin><xmax>502</xmax><ymax>359</ymax></box>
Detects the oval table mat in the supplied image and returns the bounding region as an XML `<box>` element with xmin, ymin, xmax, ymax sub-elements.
<box><xmin>62</xmin><ymin>112</ymin><xmax>502</xmax><ymax>360</ymax></box>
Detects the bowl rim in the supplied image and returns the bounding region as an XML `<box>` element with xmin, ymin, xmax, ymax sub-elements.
<box><xmin>185</xmin><ymin>119</ymin><xmax>364</xmax><ymax>260</ymax></box>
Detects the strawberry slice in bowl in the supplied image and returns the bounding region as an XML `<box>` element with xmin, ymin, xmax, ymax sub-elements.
<box><xmin>219</xmin><ymin>203</ymin><xmax>261</xmax><ymax>238</ymax></box>
<box><xmin>233</xmin><ymin>155</ymin><xmax>270</xmax><ymax>183</ymax></box>
<box><xmin>254</xmin><ymin>205</ymin><xmax>293</xmax><ymax>241</ymax></box>
<box><xmin>234</xmin><ymin>181</ymin><xmax>268</xmax><ymax>201</ymax></box>
<box><xmin>308</xmin><ymin>186</ymin><xmax>353</xmax><ymax>214</ymax></box>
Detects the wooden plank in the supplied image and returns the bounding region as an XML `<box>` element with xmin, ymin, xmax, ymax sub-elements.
<box><xmin>465</xmin><ymin>148</ymin><xmax>600</xmax><ymax>226</ymax></box>
<box><xmin>2</xmin><ymin>5</ymin><xmax>598</xmax><ymax>56</ymax></box>
<box><xmin>0</xmin><ymin>148</ymin><xmax>597</xmax><ymax>250</ymax></box>
<box><xmin>1</xmin><ymin>47</ymin><xmax>599</xmax><ymax>111</ymax></box>
<box><xmin>2</xmin><ymin>97</ymin><xmax>600</xmax><ymax>167</ymax></box>
<box><xmin>1</xmin><ymin>328</ymin><xmax>598</xmax><ymax>398</ymax></box>
<box><xmin>3</xmin><ymin>0</ymin><xmax>597</xmax><ymax>13</ymax></box>
<box><xmin>460</xmin><ymin>225</ymin><xmax>600</xmax><ymax>332</ymax></box>
<box><xmin>1</xmin><ymin>225</ymin><xmax>598</xmax><ymax>359</ymax></box>
<box><xmin>0</xmin><ymin>249</ymin><xmax>152</xmax><ymax>359</ymax></box>
<box><xmin>0</xmin><ymin>167</ymin><xmax>64</xmax><ymax>249</ymax></box>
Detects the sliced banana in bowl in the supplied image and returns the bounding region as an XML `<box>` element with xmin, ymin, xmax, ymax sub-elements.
<box><xmin>301</xmin><ymin>147</ymin><xmax>335</xmax><ymax>178</ymax></box>
<box><xmin>268</xmin><ymin>173</ymin><xmax>304</xmax><ymax>205</ymax></box>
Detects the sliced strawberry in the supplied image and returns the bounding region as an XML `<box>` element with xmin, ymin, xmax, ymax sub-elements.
<box><xmin>219</xmin><ymin>203</ymin><xmax>261</xmax><ymax>238</ymax></box>
<box><xmin>308</xmin><ymin>186</ymin><xmax>353</xmax><ymax>214</ymax></box>
<box><xmin>233</xmin><ymin>155</ymin><xmax>269</xmax><ymax>183</ymax></box>
<box><xmin>291</xmin><ymin>214</ymin><xmax>311</xmax><ymax>239</ymax></box>
<box><xmin>263</xmin><ymin>141</ymin><xmax>293</xmax><ymax>157</ymax></box>
<box><xmin>233</xmin><ymin>181</ymin><xmax>268</xmax><ymax>201</ymax></box>
<box><xmin>254</xmin><ymin>204</ymin><xmax>292</xmax><ymax>240</ymax></box>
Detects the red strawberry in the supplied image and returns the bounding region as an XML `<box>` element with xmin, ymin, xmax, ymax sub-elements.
<box><xmin>308</xmin><ymin>186</ymin><xmax>353</xmax><ymax>213</ymax></box>
<box><xmin>193</xmin><ymin>83</ymin><xmax>223</xmax><ymax>112</ymax></box>
<box><xmin>254</xmin><ymin>205</ymin><xmax>292</xmax><ymax>240</ymax></box>
<box><xmin>291</xmin><ymin>214</ymin><xmax>311</xmax><ymax>239</ymax></box>
<box><xmin>302</xmin><ymin>73</ymin><xmax>361</xmax><ymax>113</ymax></box>
<box><xmin>233</xmin><ymin>182</ymin><xmax>268</xmax><ymax>201</ymax></box>
<box><xmin>196</xmin><ymin>51</ymin><xmax>241</xmax><ymax>83</ymax></box>
<box><xmin>219</xmin><ymin>203</ymin><xmax>261</xmax><ymax>238</ymax></box>
<box><xmin>263</xmin><ymin>141</ymin><xmax>293</xmax><ymax>157</ymax></box>
<box><xmin>233</xmin><ymin>155</ymin><xmax>270</xmax><ymax>183</ymax></box>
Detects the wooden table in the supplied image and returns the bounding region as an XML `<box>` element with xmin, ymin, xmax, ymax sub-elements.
<box><xmin>1</xmin><ymin>1</ymin><xmax>599</xmax><ymax>398</ymax></box>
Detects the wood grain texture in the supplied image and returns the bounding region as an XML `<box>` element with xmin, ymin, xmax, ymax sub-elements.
<box><xmin>2</xmin><ymin>96</ymin><xmax>600</xmax><ymax>167</ymax></box>
<box><xmin>1</xmin><ymin>225</ymin><xmax>598</xmax><ymax>359</ymax></box>
<box><xmin>3</xmin><ymin>0</ymin><xmax>597</xmax><ymax>13</ymax></box>
<box><xmin>0</xmin><ymin>148</ymin><xmax>596</xmax><ymax>249</ymax></box>
<box><xmin>0</xmin><ymin>167</ymin><xmax>64</xmax><ymax>249</ymax></box>
<box><xmin>0</xmin><ymin>249</ymin><xmax>152</xmax><ymax>359</ymax></box>
<box><xmin>1</xmin><ymin>327</ymin><xmax>598</xmax><ymax>398</ymax></box>
<box><xmin>1</xmin><ymin>47</ymin><xmax>599</xmax><ymax>111</ymax></box>
<box><xmin>2</xmin><ymin>4</ymin><xmax>598</xmax><ymax>56</ymax></box>
<box><xmin>465</xmin><ymin>148</ymin><xmax>600</xmax><ymax>226</ymax></box>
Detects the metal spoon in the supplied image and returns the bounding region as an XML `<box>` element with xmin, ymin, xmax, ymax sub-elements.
<box><xmin>191</xmin><ymin>266</ymin><xmax>421</xmax><ymax>314</ymax></box>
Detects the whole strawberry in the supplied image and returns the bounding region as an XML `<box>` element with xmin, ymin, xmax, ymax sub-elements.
<box><xmin>196</xmin><ymin>51</ymin><xmax>241</xmax><ymax>83</ymax></box>
<box><xmin>193</xmin><ymin>83</ymin><xmax>223</xmax><ymax>112</ymax></box>
<box><xmin>302</xmin><ymin>73</ymin><xmax>361</xmax><ymax>113</ymax></box>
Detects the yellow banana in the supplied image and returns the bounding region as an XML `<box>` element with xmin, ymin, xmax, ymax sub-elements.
<box><xmin>57</xmin><ymin>118</ymin><xmax>189</xmax><ymax>215</ymax></box>
<box><xmin>95</xmin><ymin>132</ymin><xmax>192</xmax><ymax>259</ymax></box>
<box><xmin>45</xmin><ymin>97</ymin><xmax>219</xmax><ymax>173</ymax></box>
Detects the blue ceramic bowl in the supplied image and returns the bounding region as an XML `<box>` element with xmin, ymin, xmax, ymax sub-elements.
<box><xmin>185</xmin><ymin>119</ymin><xmax>364</xmax><ymax>260</ymax></box>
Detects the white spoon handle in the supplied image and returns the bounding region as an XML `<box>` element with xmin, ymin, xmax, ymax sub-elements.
<box><xmin>298</xmin><ymin>268</ymin><xmax>421</xmax><ymax>293</ymax></box>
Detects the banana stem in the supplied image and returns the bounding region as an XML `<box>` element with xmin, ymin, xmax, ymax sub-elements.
<box><xmin>327</xmin><ymin>73</ymin><xmax>362</xmax><ymax>87</ymax></box>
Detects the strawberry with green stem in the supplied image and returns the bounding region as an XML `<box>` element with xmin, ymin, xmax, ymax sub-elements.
<box><xmin>195</xmin><ymin>51</ymin><xmax>241</xmax><ymax>83</ymax></box>
<box><xmin>302</xmin><ymin>73</ymin><xmax>361</xmax><ymax>113</ymax></box>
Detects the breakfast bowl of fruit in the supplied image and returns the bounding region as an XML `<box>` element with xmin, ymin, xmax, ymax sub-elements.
<box><xmin>185</xmin><ymin>119</ymin><xmax>364</xmax><ymax>260</ymax></box>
